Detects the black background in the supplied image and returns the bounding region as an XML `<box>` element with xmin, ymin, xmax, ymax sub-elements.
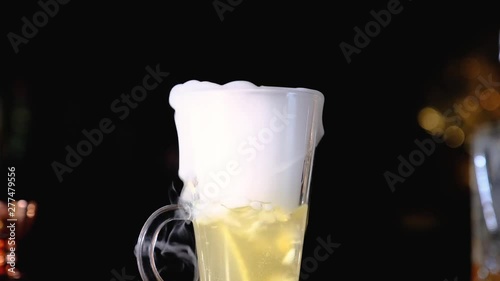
<box><xmin>2</xmin><ymin>0</ymin><xmax>500</xmax><ymax>280</ymax></box>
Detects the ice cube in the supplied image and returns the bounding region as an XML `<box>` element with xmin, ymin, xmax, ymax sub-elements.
<box><xmin>250</xmin><ymin>201</ymin><xmax>262</xmax><ymax>210</ymax></box>
<box><xmin>282</xmin><ymin>248</ymin><xmax>296</xmax><ymax>265</ymax></box>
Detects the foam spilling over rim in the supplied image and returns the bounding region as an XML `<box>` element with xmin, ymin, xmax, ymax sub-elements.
<box><xmin>169</xmin><ymin>80</ymin><xmax>324</xmax><ymax>219</ymax></box>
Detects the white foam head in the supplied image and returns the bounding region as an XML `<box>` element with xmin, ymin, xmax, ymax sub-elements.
<box><xmin>169</xmin><ymin>80</ymin><xmax>324</xmax><ymax>217</ymax></box>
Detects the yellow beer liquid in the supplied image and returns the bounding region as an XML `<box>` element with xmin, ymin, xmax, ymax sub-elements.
<box><xmin>193</xmin><ymin>204</ymin><xmax>308</xmax><ymax>281</ymax></box>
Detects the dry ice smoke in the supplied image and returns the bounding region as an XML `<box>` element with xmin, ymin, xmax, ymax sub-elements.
<box><xmin>169</xmin><ymin>80</ymin><xmax>325</xmax><ymax>214</ymax></box>
<box><xmin>135</xmin><ymin>183</ymin><xmax>199</xmax><ymax>281</ymax></box>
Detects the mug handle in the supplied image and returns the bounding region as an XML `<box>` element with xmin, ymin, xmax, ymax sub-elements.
<box><xmin>135</xmin><ymin>204</ymin><xmax>195</xmax><ymax>281</ymax></box>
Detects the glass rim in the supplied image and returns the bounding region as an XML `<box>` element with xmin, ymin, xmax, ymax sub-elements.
<box><xmin>170</xmin><ymin>80</ymin><xmax>325</xmax><ymax>101</ymax></box>
<box><xmin>172</xmin><ymin>86</ymin><xmax>324</xmax><ymax>100</ymax></box>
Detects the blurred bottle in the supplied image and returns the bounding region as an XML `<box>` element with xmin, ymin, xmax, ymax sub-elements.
<box><xmin>470</xmin><ymin>120</ymin><xmax>500</xmax><ymax>281</ymax></box>
<box><xmin>0</xmin><ymin>78</ymin><xmax>32</xmax><ymax>280</ymax></box>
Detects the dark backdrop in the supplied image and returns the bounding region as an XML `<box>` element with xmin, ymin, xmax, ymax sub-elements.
<box><xmin>2</xmin><ymin>1</ymin><xmax>500</xmax><ymax>280</ymax></box>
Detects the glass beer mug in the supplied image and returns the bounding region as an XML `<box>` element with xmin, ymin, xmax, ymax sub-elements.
<box><xmin>471</xmin><ymin>120</ymin><xmax>500</xmax><ymax>281</ymax></box>
<box><xmin>135</xmin><ymin>80</ymin><xmax>325</xmax><ymax>281</ymax></box>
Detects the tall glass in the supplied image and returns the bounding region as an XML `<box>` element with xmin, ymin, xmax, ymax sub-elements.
<box><xmin>471</xmin><ymin>120</ymin><xmax>500</xmax><ymax>281</ymax></box>
<box><xmin>135</xmin><ymin>80</ymin><xmax>325</xmax><ymax>281</ymax></box>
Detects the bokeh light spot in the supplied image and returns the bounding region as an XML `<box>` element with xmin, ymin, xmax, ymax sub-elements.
<box><xmin>479</xmin><ymin>88</ymin><xmax>500</xmax><ymax>111</ymax></box>
<box><xmin>444</xmin><ymin>125</ymin><xmax>465</xmax><ymax>148</ymax></box>
<box><xmin>418</xmin><ymin>107</ymin><xmax>444</xmax><ymax>132</ymax></box>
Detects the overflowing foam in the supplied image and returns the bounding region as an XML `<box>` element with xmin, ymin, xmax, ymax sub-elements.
<box><xmin>169</xmin><ymin>80</ymin><xmax>324</xmax><ymax>218</ymax></box>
